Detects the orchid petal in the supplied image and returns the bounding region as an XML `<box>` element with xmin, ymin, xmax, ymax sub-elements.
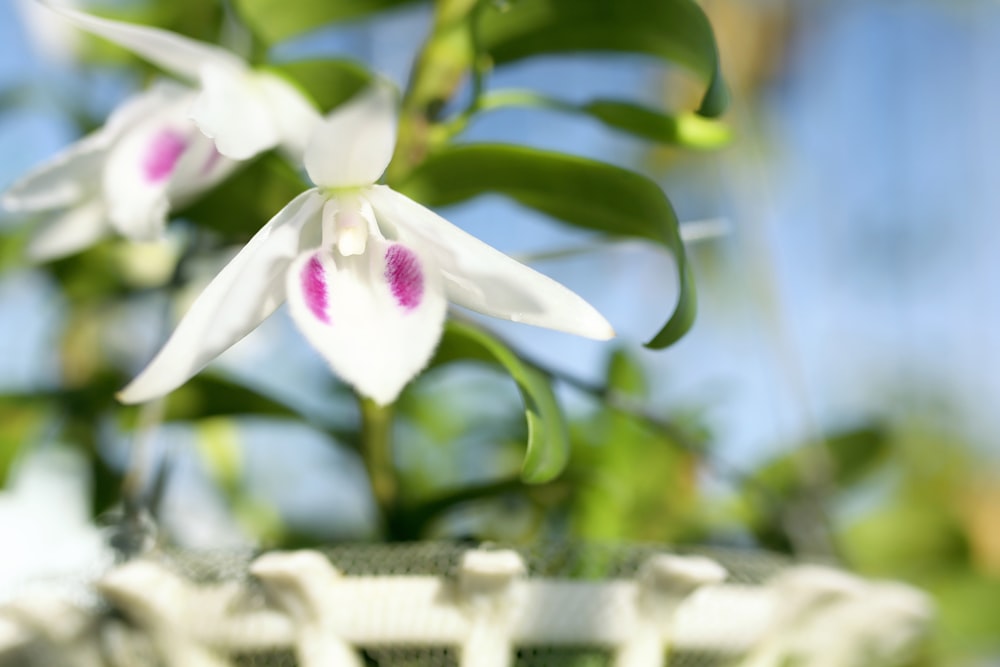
<box><xmin>39</xmin><ymin>0</ymin><xmax>243</xmax><ymax>81</ymax></box>
<box><xmin>26</xmin><ymin>198</ymin><xmax>108</xmax><ymax>261</ymax></box>
<box><xmin>190</xmin><ymin>66</ymin><xmax>320</xmax><ymax>161</ymax></box>
<box><xmin>117</xmin><ymin>189</ymin><xmax>326</xmax><ymax>404</ymax></box>
<box><xmin>190</xmin><ymin>63</ymin><xmax>282</xmax><ymax>160</ymax></box>
<box><xmin>304</xmin><ymin>83</ymin><xmax>397</xmax><ymax>189</ymax></box>
<box><xmin>365</xmin><ymin>186</ymin><xmax>615</xmax><ymax>340</ymax></box>
<box><xmin>286</xmin><ymin>237</ymin><xmax>446</xmax><ymax>405</ymax></box>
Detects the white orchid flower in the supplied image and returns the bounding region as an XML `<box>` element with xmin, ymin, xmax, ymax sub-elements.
<box><xmin>38</xmin><ymin>0</ymin><xmax>321</xmax><ymax>160</ymax></box>
<box><xmin>118</xmin><ymin>86</ymin><xmax>615</xmax><ymax>406</ymax></box>
<box><xmin>2</xmin><ymin>81</ymin><xmax>238</xmax><ymax>260</ymax></box>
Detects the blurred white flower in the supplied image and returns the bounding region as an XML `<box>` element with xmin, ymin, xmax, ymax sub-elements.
<box><xmin>0</xmin><ymin>446</ymin><xmax>111</xmax><ymax>604</ymax></box>
<box><xmin>742</xmin><ymin>565</ymin><xmax>934</xmax><ymax>667</ymax></box>
<box><xmin>38</xmin><ymin>0</ymin><xmax>321</xmax><ymax>161</ymax></box>
<box><xmin>2</xmin><ymin>81</ymin><xmax>237</xmax><ymax>260</ymax></box>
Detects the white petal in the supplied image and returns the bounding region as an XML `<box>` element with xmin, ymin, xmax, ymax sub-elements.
<box><xmin>0</xmin><ymin>82</ymin><xmax>187</xmax><ymax>212</ymax></box>
<box><xmin>117</xmin><ymin>189</ymin><xmax>326</xmax><ymax>404</ymax></box>
<box><xmin>257</xmin><ymin>71</ymin><xmax>323</xmax><ymax>162</ymax></box>
<box><xmin>26</xmin><ymin>198</ymin><xmax>109</xmax><ymax>261</ymax></box>
<box><xmin>39</xmin><ymin>0</ymin><xmax>242</xmax><ymax>81</ymax></box>
<box><xmin>190</xmin><ymin>67</ymin><xmax>320</xmax><ymax>161</ymax></box>
<box><xmin>365</xmin><ymin>186</ymin><xmax>615</xmax><ymax>340</ymax></box>
<box><xmin>286</xmin><ymin>237</ymin><xmax>446</xmax><ymax>405</ymax></box>
<box><xmin>101</xmin><ymin>90</ymin><xmax>204</xmax><ymax>240</ymax></box>
<box><xmin>190</xmin><ymin>63</ymin><xmax>282</xmax><ymax>160</ymax></box>
<box><xmin>304</xmin><ymin>83</ymin><xmax>398</xmax><ymax>189</ymax></box>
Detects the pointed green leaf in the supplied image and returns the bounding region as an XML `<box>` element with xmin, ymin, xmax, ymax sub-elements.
<box><xmin>476</xmin><ymin>91</ymin><xmax>732</xmax><ymax>148</ymax></box>
<box><xmin>397</xmin><ymin>144</ymin><xmax>695</xmax><ymax>348</ymax></box>
<box><xmin>477</xmin><ymin>0</ymin><xmax>728</xmax><ymax>116</ymax></box>
<box><xmin>430</xmin><ymin>320</ymin><xmax>568</xmax><ymax>483</ymax></box>
<box><xmin>234</xmin><ymin>0</ymin><xmax>427</xmax><ymax>45</ymax></box>
<box><xmin>582</xmin><ymin>100</ymin><xmax>732</xmax><ymax>148</ymax></box>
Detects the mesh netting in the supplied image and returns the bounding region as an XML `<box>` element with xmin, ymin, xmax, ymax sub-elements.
<box><xmin>157</xmin><ymin>541</ymin><xmax>791</xmax><ymax>581</ymax></box>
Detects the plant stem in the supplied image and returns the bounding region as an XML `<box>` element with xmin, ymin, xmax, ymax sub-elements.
<box><xmin>385</xmin><ymin>0</ymin><xmax>480</xmax><ymax>184</ymax></box>
<box><xmin>359</xmin><ymin>397</ymin><xmax>398</xmax><ymax>531</ymax></box>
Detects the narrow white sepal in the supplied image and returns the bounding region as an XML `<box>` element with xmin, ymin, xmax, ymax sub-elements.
<box><xmin>285</xmin><ymin>235</ymin><xmax>447</xmax><ymax>405</ymax></box>
<box><xmin>364</xmin><ymin>186</ymin><xmax>615</xmax><ymax>341</ymax></box>
<box><xmin>117</xmin><ymin>189</ymin><xmax>326</xmax><ymax>404</ymax></box>
<box><xmin>2</xmin><ymin>134</ymin><xmax>106</xmax><ymax>213</ymax></box>
<box><xmin>38</xmin><ymin>0</ymin><xmax>243</xmax><ymax>82</ymax></box>
<box><xmin>304</xmin><ymin>83</ymin><xmax>398</xmax><ymax>189</ymax></box>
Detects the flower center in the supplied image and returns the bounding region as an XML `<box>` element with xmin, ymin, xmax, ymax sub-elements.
<box><xmin>321</xmin><ymin>197</ymin><xmax>370</xmax><ymax>257</ymax></box>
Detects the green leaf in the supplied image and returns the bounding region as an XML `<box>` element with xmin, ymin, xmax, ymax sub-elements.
<box><xmin>267</xmin><ymin>59</ymin><xmax>373</xmax><ymax>112</ymax></box>
<box><xmin>0</xmin><ymin>399</ymin><xmax>48</xmax><ymax>487</ymax></box>
<box><xmin>165</xmin><ymin>375</ymin><xmax>305</xmax><ymax>422</ymax></box>
<box><xmin>234</xmin><ymin>0</ymin><xmax>427</xmax><ymax>45</ymax></box>
<box><xmin>194</xmin><ymin>417</ymin><xmax>244</xmax><ymax>498</ymax></box>
<box><xmin>430</xmin><ymin>320</ymin><xmax>569</xmax><ymax>483</ymax></box>
<box><xmin>582</xmin><ymin>100</ymin><xmax>731</xmax><ymax>148</ymax></box>
<box><xmin>396</xmin><ymin>143</ymin><xmax>695</xmax><ymax>348</ymax></box>
<box><xmin>477</xmin><ymin>0</ymin><xmax>728</xmax><ymax>117</ymax></box>
<box><xmin>475</xmin><ymin>91</ymin><xmax>732</xmax><ymax>148</ymax></box>
<box><xmin>606</xmin><ymin>348</ymin><xmax>648</xmax><ymax>400</ymax></box>
<box><xmin>824</xmin><ymin>425</ymin><xmax>889</xmax><ymax>487</ymax></box>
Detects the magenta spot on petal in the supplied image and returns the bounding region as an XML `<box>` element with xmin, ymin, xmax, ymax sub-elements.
<box><xmin>142</xmin><ymin>129</ymin><xmax>188</xmax><ymax>183</ymax></box>
<box><xmin>385</xmin><ymin>245</ymin><xmax>423</xmax><ymax>311</ymax></box>
<box><xmin>301</xmin><ymin>254</ymin><xmax>330</xmax><ymax>323</ymax></box>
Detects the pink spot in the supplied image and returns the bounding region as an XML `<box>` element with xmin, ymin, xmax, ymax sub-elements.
<box><xmin>301</xmin><ymin>254</ymin><xmax>330</xmax><ymax>323</ymax></box>
<box><xmin>385</xmin><ymin>245</ymin><xmax>424</xmax><ymax>311</ymax></box>
<box><xmin>142</xmin><ymin>129</ymin><xmax>187</xmax><ymax>183</ymax></box>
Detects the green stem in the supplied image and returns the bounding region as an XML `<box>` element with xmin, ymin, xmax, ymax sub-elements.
<box><xmin>359</xmin><ymin>397</ymin><xmax>397</xmax><ymax>531</ymax></box>
<box><xmin>385</xmin><ymin>0</ymin><xmax>480</xmax><ymax>184</ymax></box>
